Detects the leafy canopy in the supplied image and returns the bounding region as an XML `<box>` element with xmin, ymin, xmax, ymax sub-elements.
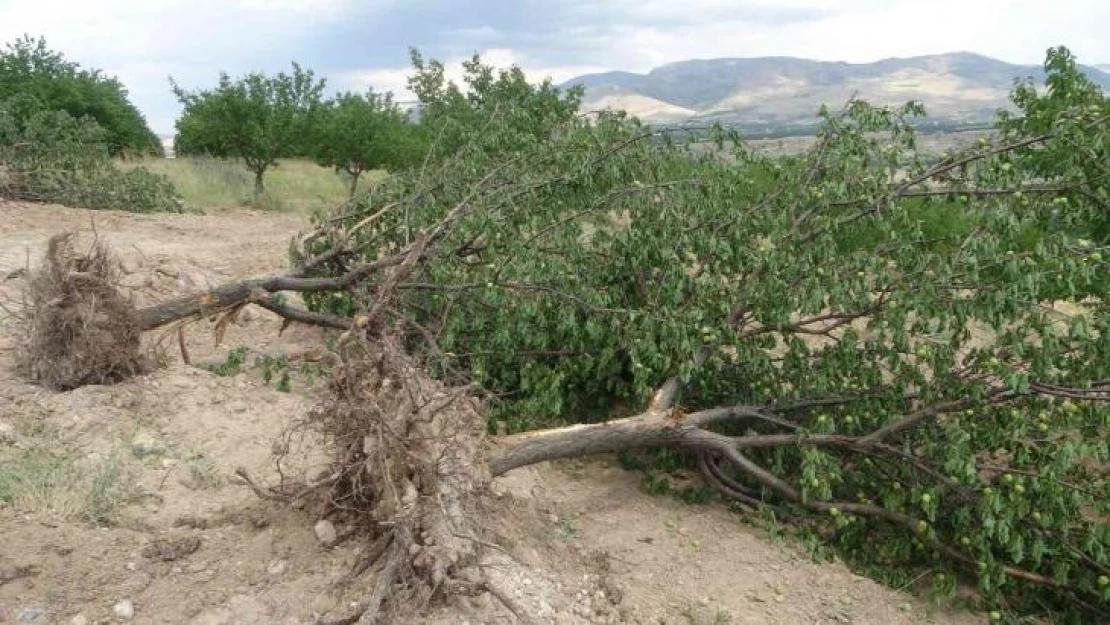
<box><xmin>171</xmin><ymin>63</ymin><xmax>326</xmax><ymax>192</ymax></box>
<box><xmin>300</xmin><ymin>47</ymin><xmax>1110</xmax><ymax>623</ymax></box>
<box><xmin>0</xmin><ymin>35</ymin><xmax>162</xmax><ymax>156</ymax></box>
<box><xmin>407</xmin><ymin>48</ymin><xmax>584</xmax><ymax>161</ymax></box>
<box><xmin>312</xmin><ymin>90</ymin><xmax>425</xmax><ymax>196</ymax></box>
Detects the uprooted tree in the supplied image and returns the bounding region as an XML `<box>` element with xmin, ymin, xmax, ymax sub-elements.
<box><xmin>16</xmin><ymin>46</ymin><xmax>1110</xmax><ymax>624</ymax></box>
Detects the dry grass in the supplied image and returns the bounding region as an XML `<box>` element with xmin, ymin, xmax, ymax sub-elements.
<box><xmin>0</xmin><ymin>422</ymin><xmax>126</xmax><ymax>525</ymax></box>
<box><xmin>117</xmin><ymin>157</ymin><xmax>386</xmax><ymax>213</ymax></box>
<box><xmin>18</xmin><ymin>232</ymin><xmax>146</xmax><ymax>390</ymax></box>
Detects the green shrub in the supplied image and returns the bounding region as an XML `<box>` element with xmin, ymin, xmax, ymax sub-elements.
<box><xmin>0</xmin><ymin>96</ymin><xmax>182</xmax><ymax>212</ymax></box>
<box><xmin>0</xmin><ymin>36</ymin><xmax>162</xmax><ymax>156</ymax></box>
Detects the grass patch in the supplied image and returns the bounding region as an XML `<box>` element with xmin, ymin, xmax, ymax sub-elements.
<box><xmin>184</xmin><ymin>450</ymin><xmax>223</xmax><ymax>489</ymax></box>
<box><xmin>117</xmin><ymin>156</ymin><xmax>386</xmax><ymax>212</ymax></box>
<box><xmin>0</xmin><ymin>445</ymin><xmax>126</xmax><ymax>525</ymax></box>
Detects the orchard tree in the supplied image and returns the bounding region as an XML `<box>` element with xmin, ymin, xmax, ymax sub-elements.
<box><xmin>313</xmin><ymin>90</ymin><xmax>424</xmax><ymax>197</ymax></box>
<box><xmin>0</xmin><ymin>35</ymin><xmax>163</xmax><ymax>156</ymax></box>
<box><xmin>23</xmin><ymin>47</ymin><xmax>1110</xmax><ymax>624</ymax></box>
<box><xmin>170</xmin><ymin>63</ymin><xmax>325</xmax><ymax>195</ymax></box>
<box><xmin>407</xmin><ymin>48</ymin><xmax>584</xmax><ymax>161</ymax></box>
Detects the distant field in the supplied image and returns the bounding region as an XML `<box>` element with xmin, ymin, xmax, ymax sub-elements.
<box><xmin>118</xmin><ymin>157</ymin><xmax>385</xmax><ymax>213</ymax></box>
<box><xmin>745</xmin><ymin>129</ymin><xmax>991</xmax><ymax>157</ymax></box>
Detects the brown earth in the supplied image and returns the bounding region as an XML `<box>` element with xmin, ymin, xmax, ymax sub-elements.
<box><xmin>0</xmin><ymin>201</ymin><xmax>985</xmax><ymax>625</ymax></box>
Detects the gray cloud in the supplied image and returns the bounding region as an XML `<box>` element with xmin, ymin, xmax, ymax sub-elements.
<box><xmin>2</xmin><ymin>0</ymin><xmax>1106</xmax><ymax>134</ymax></box>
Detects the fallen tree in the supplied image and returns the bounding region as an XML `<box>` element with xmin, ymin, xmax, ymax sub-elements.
<box><xmin>14</xmin><ymin>47</ymin><xmax>1110</xmax><ymax>624</ymax></box>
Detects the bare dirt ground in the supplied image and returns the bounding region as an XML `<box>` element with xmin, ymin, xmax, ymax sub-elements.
<box><xmin>0</xmin><ymin>201</ymin><xmax>983</xmax><ymax>625</ymax></box>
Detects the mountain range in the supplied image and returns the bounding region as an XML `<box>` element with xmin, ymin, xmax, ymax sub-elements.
<box><xmin>562</xmin><ymin>52</ymin><xmax>1110</xmax><ymax>130</ymax></box>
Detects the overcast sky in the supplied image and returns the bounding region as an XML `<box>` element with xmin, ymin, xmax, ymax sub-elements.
<box><xmin>2</xmin><ymin>0</ymin><xmax>1107</xmax><ymax>135</ymax></box>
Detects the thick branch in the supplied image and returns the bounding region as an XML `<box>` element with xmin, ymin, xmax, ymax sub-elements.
<box><xmin>136</xmin><ymin>252</ymin><xmax>409</xmax><ymax>331</ymax></box>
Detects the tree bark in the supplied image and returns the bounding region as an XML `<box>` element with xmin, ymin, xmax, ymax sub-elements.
<box><xmin>348</xmin><ymin>168</ymin><xmax>362</xmax><ymax>199</ymax></box>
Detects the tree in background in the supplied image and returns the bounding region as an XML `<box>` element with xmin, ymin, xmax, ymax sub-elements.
<box><xmin>312</xmin><ymin>90</ymin><xmax>425</xmax><ymax>197</ymax></box>
<box><xmin>407</xmin><ymin>48</ymin><xmax>584</xmax><ymax>161</ymax></box>
<box><xmin>0</xmin><ymin>35</ymin><xmax>163</xmax><ymax>156</ymax></box>
<box><xmin>170</xmin><ymin>63</ymin><xmax>326</xmax><ymax>195</ymax></box>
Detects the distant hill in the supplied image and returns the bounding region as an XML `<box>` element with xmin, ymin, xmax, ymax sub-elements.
<box><xmin>563</xmin><ymin>52</ymin><xmax>1110</xmax><ymax>129</ymax></box>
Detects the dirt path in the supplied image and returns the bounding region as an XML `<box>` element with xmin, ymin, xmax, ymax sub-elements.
<box><xmin>0</xmin><ymin>201</ymin><xmax>981</xmax><ymax>625</ymax></box>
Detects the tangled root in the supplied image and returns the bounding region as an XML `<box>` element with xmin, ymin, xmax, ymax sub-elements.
<box><xmin>308</xmin><ymin>333</ymin><xmax>491</xmax><ymax>623</ymax></box>
<box><xmin>18</xmin><ymin>232</ymin><xmax>146</xmax><ymax>390</ymax></box>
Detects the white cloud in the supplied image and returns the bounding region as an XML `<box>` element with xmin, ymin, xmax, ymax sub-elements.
<box><xmin>334</xmin><ymin>48</ymin><xmax>607</xmax><ymax>102</ymax></box>
<box><xmin>552</xmin><ymin>0</ymin><xmax>1109</xmax><ymax>70</ymax></box>
<box><xmin>2</xmin><ymin>0</ymin><xmax>1106</xmax><ymax>134</ymax></box>
<box><xmin>0</xmin><ymin>0</ymin><xmax>388</xmax><ymax>132</ymax></box>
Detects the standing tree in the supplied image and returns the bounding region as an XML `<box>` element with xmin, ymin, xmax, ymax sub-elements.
<box><xmin>313</xmin><ymin>90</ymin><xmax>425</xmax><ymax>198</ymax></box>
<box><xmin>0</xmin><ymin>35</ymin><xmax>163</xmax><ymax>156</ymax></box>
<box><xmin>170</xmin><ymin>63</ymin><xmax>326</xmax><ymax>195</ymax></box>
<box><xmin>407</xmin><ymin>48</ymin><xmax>584</xmax><ymax>162</ymax></box>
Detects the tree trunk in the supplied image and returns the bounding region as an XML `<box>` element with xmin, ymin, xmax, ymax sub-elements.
<box><xmin>348</xmin><ymin>169</ymin><xmax>362</xmax><ymax>199</ymax></box>
<box><xmin>253</xmin><ymin>169</ymin><xmax>265</xmax><ymax>196</ymax></box>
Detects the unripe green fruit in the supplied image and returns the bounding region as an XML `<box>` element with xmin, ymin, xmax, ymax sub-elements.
<box><xmin>989</xmin><ymin>611</ymin><xmax>1002</xmax><ymax>622</ymax></box>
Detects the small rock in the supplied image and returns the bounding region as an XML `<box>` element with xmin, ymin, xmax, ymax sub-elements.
<box><xmin>266</xmin><ymin>559</ymin><xmax>287</xmax><ymax>576</ymax></box>
<box><xmin>17</xmin><ymin>608</ymin><xmax>44</xmax><ymax>624</ymax></box>
<box><xmin>774</xmin><ymin>594</ymin><xmax>785</xmax><ymax>603</ymax></box>
<box><xmin>113</xmin><ymin>598</ymin><xmax>135</xmax><ymax>619</ymax></box>
<box><xmin>235</xmin><ymin>307</ymin><xmax>256</xmax><ymax>324</ymax></box>
<box><xmin>70</xmin><ymin>615</ymin><xmax>89</xmax><ymax>625</ymax></box>
<box><xmin>131</xmin><ymin>430</ymin><xmax>166</xmax><ymax>458</ymax></box>
<box><xmin>228</xmin><ymin>401</ymin><xmax>249</xmax><ymax>413</ymax></box>
<box><xmin>142</xmin><ymin>536</ymin><xmax>200</xmax><ymax>562</ymax></box>
<box><xmin>0</xmin><ymin>420</ymin><xmax>16</xmax><ymax>444</ymax></box>
<box><xmin>314</xmin><ymin>520</ymin><xmax>338</xmax><ymax>547</ymax></box>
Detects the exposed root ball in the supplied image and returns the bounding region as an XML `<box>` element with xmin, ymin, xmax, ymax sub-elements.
<box><xmin>19</xmin><ymin>232</ymin><xmax>146</xmax><ymax>390</ymax></box>
<box><xmin>310</xmin><ymin>334</ymin><xmax>491</xmax><ymax>623</ymax></box>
